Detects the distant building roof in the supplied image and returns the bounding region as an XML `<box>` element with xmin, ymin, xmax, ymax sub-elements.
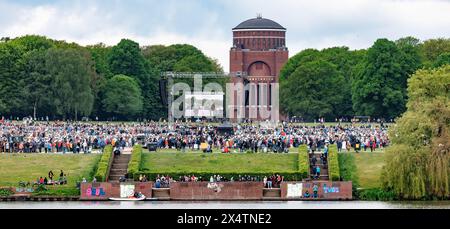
<box><xmin>233</xmin><ymin>16</ymin><xmax>286</xmax><ymax>30</ymax></box>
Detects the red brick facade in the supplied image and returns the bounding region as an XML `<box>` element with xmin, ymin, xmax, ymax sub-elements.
<box><xmin>229</xmin><ymin>17</ymin><xmax>289</xmax><ymax>120</ymax></box>
<box><xmin>79</xmin><ymin>181</ymin><xmax>352</xmax><ymax>200</ymax></box>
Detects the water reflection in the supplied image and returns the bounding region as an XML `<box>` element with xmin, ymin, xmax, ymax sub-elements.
<box><xmin>1</xmin><ymin>201</ymin><xmax>449</xmax><ymax>209</ymax></box>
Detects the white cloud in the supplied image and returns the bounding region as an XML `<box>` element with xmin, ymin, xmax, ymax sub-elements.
<box><xmin>0</xmin><ymin>0</ymin><xmax>449</xmax><ymax>70</ymax></box>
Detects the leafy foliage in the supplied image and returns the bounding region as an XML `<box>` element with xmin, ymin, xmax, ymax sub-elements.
<box><xmin>0</xmin><ymin>188</ymin><xmax>13</xmax><ymax>197</ymax></box>
<box><xmin>298</xmin><ymin>145</ymin><xmax>310</xmax><ymax>178</ymax></box>
<box><xmin>419</xmin><ymin>38</ymin><xmax>450</xmax><ymax>68</ymax></box>
<box><xmin>102</xmin><ymin>75</ymin><xmax>143</xmax><ymax>118</ymax></box>
<box><xmin>0</xmin><ymin>36</ymin><xmax>219</xmax><ymax>121</ymax></box>
<box><xmin>357</xmin><ymin>188</ymin><xmax>397</xmax><ymax>201</ymax></box>
<box><xmin>94</xmin><ymin>145</ymin><xmax>113</xmax><ymax>182</ymax></box>
<box><xmin>382</xmin><ymin>65</ymin><xmax>450</xmax><ymax>199</ymax></box>
<box><xmin>352</xmin><ymin>38</ymin><xmax>418</xmax><ymax>119</ymax></box>
<box><xmin>328</xmin><ymin>146</ymin><xmax>340</xmax><ymax>181</ymax></box>
<box><xmin>127</xmin><ymin>144</ymin><xmax>143</xmax><ymax>176</ymax></box>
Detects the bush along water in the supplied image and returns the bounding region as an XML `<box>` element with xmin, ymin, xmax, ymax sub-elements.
<box><xmin>298</xmin><ymin>145</ymin><xmax>309</xmax><ymax>178</ymax></box>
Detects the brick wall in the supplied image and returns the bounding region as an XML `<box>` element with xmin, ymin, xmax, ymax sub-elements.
<box><xmin>169</xmin><ymin>182</ymin><xmax>264</xmax><ymax>200</ymax></box>
<box><xmin>280</xmin><ymin>181</ymin><xmax>353</xmax><ymax>200</ymax></box>
<box><xmin>80</xmin><ymin>181</ymin><xmax>352</xmax><ymax>200</ymax></box>
<box><xmin>80</xmin><ymin>182</ymin><xmax>153</xmax><ymax>200</ymax></box>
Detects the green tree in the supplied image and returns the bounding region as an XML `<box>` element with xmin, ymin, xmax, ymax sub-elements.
<box><xmin>352</xmin><ymin>39</ymin><xmax>408</xmax><ymax>119</ymax></box>
<box><xmin>46</xmin><ymin>48</ymin><xmax>95</xmax><ymax>120</ymax></box>
<box><xmin>280</xmin><ymin>59</ymin><xmax>345</xmax><ymax>120</ymax></box>
<box><xmin>86</xmin><ymin>43</ymin><xmax>111</xmax><ymax>119</ymax></box>
<box><xmin>382</xmin><ymin>65</ymin><xmax>450</xmax><ymax>199</ymax></box>
<box><xmin>321</xmin><ymin>47</ymin><xmax>367</xmax><ymax>118</ymax></box>
<box><xmin>102</xmin><ymin>75</ymin><xmax>143</xmax><ymax>119</ymax></box>
<box><xmin>109</xmin><ymin>39</ymin><xmax>162</xmax><ymax>120</ymax></box>
<box><xmin>434</xmin><ymin>52</ymin><xmax>450</xmax><ymax>68</ymax></box>
<box><xmin>279</xmin><ymin>49</ymin><xmax>321</xmax><ymax>81</ymax></box>
<box><xmin>0</xmin><ymin>42</ymin><xmax>23</xmax><ymax>115</ymax></box>
<box><xmin>21</xmin><ymin>50</ymin><xmax>52</xmax><ymax>119</ymax></box>
<box><xmin>420</xmin><ymin>38</ymin><xmax>450</xmax><ymax>67</ymax></box>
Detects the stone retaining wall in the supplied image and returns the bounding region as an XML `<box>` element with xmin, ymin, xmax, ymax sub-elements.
<box><xmin>79</xmin><ymin>181</ymin><xmax>352</xmax><ymax>200</ymax></box>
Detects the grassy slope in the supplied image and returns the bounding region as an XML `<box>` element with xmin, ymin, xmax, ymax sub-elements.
<box><xmin>141</xmin><ymin>152</ymin><xmax>298</xmax><ymax>173</ymax></box>
<box><xmin>354</xmin><ymin>151</ymin><xmax>386</xmax><ymax>189</ymax></box>
<box><xmin>0</xmin><ymin>154</ymin><xmax>101</xmax><ymax>195</ymax></box>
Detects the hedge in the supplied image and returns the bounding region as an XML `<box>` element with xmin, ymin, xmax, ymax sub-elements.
<box><xmin>94</xmin><ymin>145</ymin><xmax>113</xmax><ymax>182</ymax></box>
<box><xmin>298</xmin><ymin>145</ymin><xmax>309</xmax><ymax>178</ymax></box>
<box><xmin>127</xmin><ymin>144</ymin><xmax>143</xmax><ymax>178</ymax></box>
<box><xmin>327</xmin><ymin>145</ymin><xmax>340</xmax><ymax>181</ymax></box>
<box><xmin>132</xmin><ymin>171</ymin><xmax>306</xmax><ymax>182</ymax></box>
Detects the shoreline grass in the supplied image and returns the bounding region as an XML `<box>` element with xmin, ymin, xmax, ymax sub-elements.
<box><xmin>0</xmin><ymin>154</ymin><xmax>101</xmax><ymax>196</ymax></box>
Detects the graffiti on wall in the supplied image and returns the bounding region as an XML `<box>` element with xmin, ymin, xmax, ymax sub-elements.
<box><xmin>86</xmin><ymin>187</ymin><xmax>106</xmax><ymax>196</ymax></box>
<box><xmin>120</xmin><ymin>184</ymin><xmax>135</xmax><ymax>198</ymax></box>
<box><xmin>207</xmin><ymin>182</ymin><xmax>224</xmax><ymax>192</ymax></box>
<box><xmin>323</xmin><ymin>184</ymin><xmax>340</xmax><ymax>194</ymax></box>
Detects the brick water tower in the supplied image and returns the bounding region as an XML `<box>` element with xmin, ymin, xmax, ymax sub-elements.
<box><xmin>229</xmin><ymin>15</ymin><xmax>289</xmax><ymax>120</ymax></box>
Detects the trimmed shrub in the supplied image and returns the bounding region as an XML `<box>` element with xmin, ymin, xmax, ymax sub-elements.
<box><xmin>128</xmin><ymin>144</ymin><xmax>143</xmax><ymax>178</ymax></box>
<box><xmin>133</xmin><ymin>171</ymin><xmax>306</xmax><ymax>182</ymax></box>
<box><xmin>298</xmin><ymin>145</ymin><xmax>309</xmax><ymax>178</ymax></box>
<box><xmin>94</xmin><ymin>145</ymin><xmax>113</xmax><ymax>181</ymax></box>
<box><xmin>328</xmin><ymin>145</ymin><xmax>340</xmax><ymax>181</ymax></box>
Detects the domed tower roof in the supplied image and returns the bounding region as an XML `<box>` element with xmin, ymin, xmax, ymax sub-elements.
<box><xmin>233</xmin><ymin>16</ymin><xmax>286</xmax><ymax>31</ymax></box>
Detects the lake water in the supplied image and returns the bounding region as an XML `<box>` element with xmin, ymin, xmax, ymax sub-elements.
<box><xmin>1</xmin><ymin>201</ymin><xmax>450</xmax><ymax>209</ymax></box>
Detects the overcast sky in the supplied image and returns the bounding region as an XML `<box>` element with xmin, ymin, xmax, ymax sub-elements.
<box><xmin>1</xmin><ymin>0</ymin><xmax>449</xmax><ymax>70</ymax></box>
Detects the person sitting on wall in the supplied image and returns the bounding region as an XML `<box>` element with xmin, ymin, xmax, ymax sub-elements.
<box><xmin>155</xmin><ymin>178</ymin><xmax>161</xmax><ymax>188</ymax></box>
<box><xmin>133</xmin><ymin>191</ymin><xmax>144</xmax><ymax>198</ymax></box>
<box><xmin>313</xmin><ymin>184</ymin><xmax>319</xmax><ymax>198</ymax></box>
<box><xmin>304</xmin><ymin>190</ymin><xmax>311</xmax><ymax>198</ymax></box>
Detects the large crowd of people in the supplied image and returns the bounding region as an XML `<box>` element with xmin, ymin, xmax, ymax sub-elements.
<box><xmin>0</xmin><ymin>119</ymin><xmax>390</xmax><ymax>154</ymax></box>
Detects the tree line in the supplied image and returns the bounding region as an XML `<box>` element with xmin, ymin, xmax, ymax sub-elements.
<box><xmin>0</xmin><ymin>35</ymin><xmax>222</xmax><ymax>120</ymax></box>
<box><xmin>280</xmin><ymin>37</ymin><xmax>450</xmax><ymax>121</ymax></box>
<box><xmin>1</xmin><ymin>35</ymin><xmax>449</xmax><ymax>121</ymax></box>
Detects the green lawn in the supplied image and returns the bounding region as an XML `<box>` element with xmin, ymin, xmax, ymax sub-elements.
<box><xmin>141</xmin><ymin>152</ymin><xmax>298</xmax><ymax>173</ymax></box>
<box><xmin>0</xmin><ymin>154</ymin><xmax>101</xmax><ymax>195</ymax></box>
<box><xmin>354</xmin><ymin>151</ymin><xmax>386</xmax><ymax>189</ymax></box>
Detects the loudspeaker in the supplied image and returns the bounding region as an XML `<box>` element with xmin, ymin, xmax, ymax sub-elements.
<box><xmin>159</xmin><ymin>79</ymin><xmax>168</xmax><ymax>105</ymax></box>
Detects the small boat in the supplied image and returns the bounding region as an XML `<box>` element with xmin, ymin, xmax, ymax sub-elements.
<box><xmin>109</xmin><ymin>196</ymin><xmax>146</xmax><ymax>201</ymax></box>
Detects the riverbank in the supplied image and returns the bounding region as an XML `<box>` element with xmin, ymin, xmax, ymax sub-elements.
<box><xmin>1</xmin><ymin>200</ymin><xmax>449</xmax><ymax>209</ymax></box>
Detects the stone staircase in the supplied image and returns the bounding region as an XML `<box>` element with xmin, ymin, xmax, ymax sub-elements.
<box><xmin>108</xmin><ymin>147</ymin><xmax>132</xmax><ymax>182</ymax></box>
<box><xmin>309</xmin><ymin>152</ymin><xmax>329</xmax><ymax>181</ymax></box>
